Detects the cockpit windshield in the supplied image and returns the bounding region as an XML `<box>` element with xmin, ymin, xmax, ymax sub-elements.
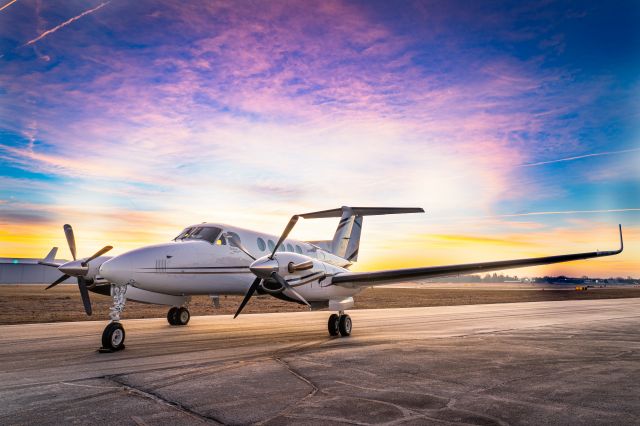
<box><xmin>174</xmin><ymin>226</ymin><xmax>222</xmax><ymax>244</ymax></box>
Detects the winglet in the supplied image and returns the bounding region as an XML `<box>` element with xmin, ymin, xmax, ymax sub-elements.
<box><xmin>618</xmin><ymin>224</ymin><xmax>623</xmax><ymax>253</ymax></box>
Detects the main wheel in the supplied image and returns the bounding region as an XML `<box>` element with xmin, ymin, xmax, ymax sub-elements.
<box><xmin>101</xmin><ymin>322</ymin><xmax>125</xmax><ymax>351</ymax></box>
<box><xmin>176</xmin><ymin>307</ymin><xmax>190</xmax><ymax>326</ymax></box>
<box><xmin>328</xmin><ymin>314</ymin><xmax>340</xmax><ymax>336</ymax></box>
<box><xmin>338</xmin><ymin>314</ymin><xmax>352</xmax><ymax>337</ymax></box>
<box><xmin>167</xmin><ymin>307</ymin><xmax>179</xmax><ymax>325</ymax></box>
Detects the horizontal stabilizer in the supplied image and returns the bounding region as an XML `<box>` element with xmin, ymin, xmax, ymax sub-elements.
<box><xmin>301</xmin><ymin>206</ymin><xmax>424</xmax><ymax>219</ymax></box>
<box><xmin>38</xmin><ymin>247</ymin><xmax>61</xmax><ymax>268</ymax></box>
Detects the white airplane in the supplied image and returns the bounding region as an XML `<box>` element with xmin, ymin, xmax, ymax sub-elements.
<box><xmin>40</xmin><ymin>206</ymin><xmax>624</xmax><ymax>352</ymax></box>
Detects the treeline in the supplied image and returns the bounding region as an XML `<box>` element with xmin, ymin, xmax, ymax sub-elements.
<box><xmin>427</xmin><ymin>274</ymin><xmax>640</xmax><ymax>283</ymax></box>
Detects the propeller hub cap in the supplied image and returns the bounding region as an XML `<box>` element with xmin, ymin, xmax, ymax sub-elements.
<box><xmin>58</xmin><ymin>260</ymin><xmax>88</xmax><ymax>277</ymax></box>
<box><xmin>249</xmin><ymin>258</ymin><xmax>279</xmax><ymax>279</ymax></box>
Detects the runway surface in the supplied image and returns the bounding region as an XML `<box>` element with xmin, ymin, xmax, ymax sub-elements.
<box><xmin>1</xmin><ymin>298</ymin><xmax>639</xmax><ymax>425</ymax></box>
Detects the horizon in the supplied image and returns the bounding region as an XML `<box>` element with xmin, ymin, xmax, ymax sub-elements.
<box><xmin>1</xmin><ymin>0</ymin><xmax>639</xmax><ymax>277</ymax></box>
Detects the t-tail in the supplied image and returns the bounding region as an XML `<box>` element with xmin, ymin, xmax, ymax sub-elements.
<box><xmin>304</xmin><ymin>206</ymin><xmax>424</xmax><ymax>261</ymax></box>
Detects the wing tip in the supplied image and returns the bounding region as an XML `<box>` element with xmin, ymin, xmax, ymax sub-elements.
<box><xmin>618</xmin><ymin>224</ymin><xmax>623</xmax><ymax>253</ymax></box>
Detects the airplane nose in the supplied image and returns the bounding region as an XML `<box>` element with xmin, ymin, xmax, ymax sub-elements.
<box><xmin>99</xmin><ymin>255</ymin><xmax>132</xmax><ymax>284</ymax></box>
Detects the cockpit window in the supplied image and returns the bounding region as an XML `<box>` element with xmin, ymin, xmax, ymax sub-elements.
<box><xmin>174</xmin><ymin>227</ymin><xmax>194</xmax><ymax>240</ymax></box>
<box><xmin>176</xmin><ymin>226</ymin><xmax>222</xmax><ymax>244</ymax></box>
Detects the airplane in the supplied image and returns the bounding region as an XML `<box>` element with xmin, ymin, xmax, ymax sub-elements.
<box><xmin>39</xmin><ymin>206</ymin><xmax>624</xmax><ymax>352</ymax></box>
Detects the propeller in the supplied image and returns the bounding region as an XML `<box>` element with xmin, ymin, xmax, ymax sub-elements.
<box><xmin>39</xmin><ymin>224</ymin><xmax>113</xmax><ymax>315</ymax></box>
<box><xmin>64</xmin><ymin>224</ymin><xmax>76</xmax><ymax>260</ymax></box>
<box><xmin>234</xmin><ymin>276</ymin><xmax>262</xmax><ymax>318</ymax></box>
<box><xmin>269</xmin><ymin>215</ymin><xmax>299</xmax><ymax>259</ymax></box>
<box><xmin>233</xmin><ymin>217</ymin><xmax>310</xmax><ymax>318</ymax></box>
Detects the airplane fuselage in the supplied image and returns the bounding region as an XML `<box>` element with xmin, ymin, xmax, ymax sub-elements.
<box><xmin>99</xmin><ymin>223</ymin><xmax>361</xmax><ymax>303</ymax></box>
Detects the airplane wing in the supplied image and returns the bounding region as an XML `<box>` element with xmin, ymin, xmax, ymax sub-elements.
<box><xmin>331</xmin><ymin>225</ymin><xmax>623</xmax><ymax>288</ymax></box>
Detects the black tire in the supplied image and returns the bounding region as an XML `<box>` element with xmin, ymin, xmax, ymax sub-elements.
<box><xmin>177</xmin><ymin>307</ymin><xmax>190</xmax><ymax>326</ymax></box>
<box><xmin>338</xmin><ymin>314</ymin><xmax>352</xmax><ymax>337</ymax></box>
<box><xmin>328</xmin><ymin>314</ymin><xmax>340</xmax><ymax>336</ymax></box>
<box><xmin>101</xmin><ymin>322</ymin><xmax>125</xmax><ymax>351</ymax></box>
<box><xmin>167</xmin><ymin>307</ymin><xmax>179</xmax><ymax>325</ymax></box>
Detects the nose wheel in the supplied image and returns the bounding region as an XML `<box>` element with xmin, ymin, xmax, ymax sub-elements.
<box><xmin>100</xmin><ymin>322</ymin><xmax>125</xmax><ymax>352</ymax></box>
<box><xmin>167</xmin><ymin>307</ymin><xmax>190</xmax><ymax>326</ymax></box>
<box><xmin>328</xmin><ymin>313</ymin><xmax>351</xmax><ymax>337</ymax></box>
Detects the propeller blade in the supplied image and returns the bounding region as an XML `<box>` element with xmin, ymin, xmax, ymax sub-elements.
<box><xmin>81</xmin><ymin>245</ymin><xmax>113</xmax><ymax>267</ymax></box>
<box><xmin>271</xmin><ymin>272</ymin><xmax>310</xmax><ymax>307</ymax></box>
<box><xmin>234</xmin><ymin>277</ymin><xmax>262</xmax><ymax>318</ymax></box>
<box><xmin>46</xmin><ymin>274</ymin><xmax>70</xmax><ymax>290</ymax></box>
<box><xmin>77</xmin><ymin>277</ymin><xmax>92</xmax><ymax>316</ymax></box>
<box><xmin>63</xmin><ymin>224</ymin><xmax>77</xmax><ymax>260</ymax></box>
<box><xmin>270</xmin><ymin>215</ymin><xmax>299</xmax><ymax>259</ymax></box>
<box><xmin>226</xmin><ymin>234</ymin><xmax>256</xmax><ymax>260</ymax></box>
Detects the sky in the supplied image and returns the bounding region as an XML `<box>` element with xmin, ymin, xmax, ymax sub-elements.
<box><xmin>0</xmin><ymin>0</ymin><xmax>638</xmax><ymax>278</ymax></box>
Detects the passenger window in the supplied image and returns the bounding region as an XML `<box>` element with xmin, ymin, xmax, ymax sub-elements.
<box><xmin>227</xmin><ymin>232</ymin><xmax>241</xmax><ymax>245</ymax></box>
<box><xmin>278</xmin><ymin>244</ymin><xmax>285</xmax><ymax>252</ymax></box>
<box><xmin>286</xmin><ymin>243</ymin><xmax>293</xmax><ymax>252</ymax></box>
<box><xmin>267</xmin><ymin>240</ymin><xmax>275</xmax><ymax>251</ymax></box>
<box><xmin>257</xmin><ymin>237</ymin><xmax>266</xmax><ymax>251</ymax></box>
<box><xmin>295</xmin><ymin>245</ymin><xmax>303</xmax><ymax>254</ymax></box>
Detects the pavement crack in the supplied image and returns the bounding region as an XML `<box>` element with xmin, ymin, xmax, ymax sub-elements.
<box><xmin>255</xmin><ymin>356</ymin><xmax>320</xmax><ymax>425</ymax></box>
<box><xmin>106</xmin><ymin>375</ymin><xmax>224</xmax><ymax>425</ymax></box>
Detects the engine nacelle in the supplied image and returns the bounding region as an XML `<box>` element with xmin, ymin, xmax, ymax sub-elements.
<box><xmin>250</xmin><ymin>252</ymin><xmax>327</xmax><ymax>293</ymax></box>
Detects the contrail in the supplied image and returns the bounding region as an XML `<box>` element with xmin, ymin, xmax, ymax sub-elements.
<box><xmin>478</xmin><ymin>208</ymin><xmax>640</xmax><ymax>219</ymax></box>
<box><xmin>520</xmin><ymin>147</ymin><xmax>640</xmax><ymax>167</ymax></box>
<box><xmin>23</xmin><ymin>1</ymin><xmax>109</xmax><ymax>47</ymax></box>
<box><xmin>0</xmin><ymin>0</ymin><xmax>19</xmax><ymax>12</ymax></box>
<box><xmin>394</xmin><ymin>208</ymin><xmax>640</xmax><ymax>225</ymax></box>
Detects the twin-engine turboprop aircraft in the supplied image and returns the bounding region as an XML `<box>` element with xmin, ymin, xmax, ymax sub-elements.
<box><xmin>40</xmin><ymin>206</ymin><xmax>624</xmax><ymax>352</ymax></box>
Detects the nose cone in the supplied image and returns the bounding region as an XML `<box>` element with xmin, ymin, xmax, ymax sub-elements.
<box><xmin>99</xmin><ymin>254</ymin><xmax>133</xmax><ymax>285</ymax></box>
<box><xmin>58</xmin><ymin>260</ymin><xmax>88</xmax><ymax>276</ymax></box>
<box><xmin>250</xmin><ymin>257</ymin><xmax>279</xmax><ymax>279</ymax></box>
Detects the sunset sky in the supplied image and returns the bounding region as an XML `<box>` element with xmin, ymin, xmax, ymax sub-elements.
<box><xmin>1</xmin><ymin>0</ymin><xmax>638</xmax><ymax>277</ymax></box>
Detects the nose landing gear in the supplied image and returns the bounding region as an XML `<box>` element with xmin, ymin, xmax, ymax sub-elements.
<box><xmin>101</xmin><ymin>322</ymin><xmax>125</xmax><ymax>351</ymax></box>
<box><xmin>328</xmin><ymin>311</ymin><xmax>351</xmax><ymax>337</ymax></box>
<box><xmin>99</xmin><ymin>282</ymin><xmax>128</xmax><ymax>352</ymax></box>
<box><xmin>167</xmin><ymin>306</ymin><xmax>190</xmax><ymax>326</ymax></box>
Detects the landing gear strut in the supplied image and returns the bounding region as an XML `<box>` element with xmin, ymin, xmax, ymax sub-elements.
<box><xmin>100</xmin><ymin>283</ymin><xmax>127</xmax><ymax>352</ymax></box>
<box><xmin>328</xmin><ymin>311</ymin><xmax>351</xmax><ymax>337</ymax></box>
<box><xmin>167</xmin><ymin>306</ymin><xmax>190</xmax><ymax>326</ymax></box>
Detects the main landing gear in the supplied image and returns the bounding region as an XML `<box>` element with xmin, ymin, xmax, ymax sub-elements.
<box><xmin>167</xmin><ymin>307</ymin><xmax>190</xmax><ymax>326</ymax></box>
<box><xmin>328</xmin><ymin>311</ymin><xmax>352</xmax><ymax>337</ymax></box>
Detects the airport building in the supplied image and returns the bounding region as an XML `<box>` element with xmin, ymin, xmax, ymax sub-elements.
<box><xmin>0</xmin><ymin>257</ymin><xmax>74</xmax><ymax>284</ymax></box>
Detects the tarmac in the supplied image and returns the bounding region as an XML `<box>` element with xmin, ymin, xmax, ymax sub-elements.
<box><xmin>1</xmin><ymin>298</ymin><xmax>639</xmax><ymax>425</ymax></box>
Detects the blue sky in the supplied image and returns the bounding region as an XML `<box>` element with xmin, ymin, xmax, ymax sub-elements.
<box><xmin>0</xmin><ymin>0</ymin><xmax>638</xmax><ymax>276</ymax></box>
